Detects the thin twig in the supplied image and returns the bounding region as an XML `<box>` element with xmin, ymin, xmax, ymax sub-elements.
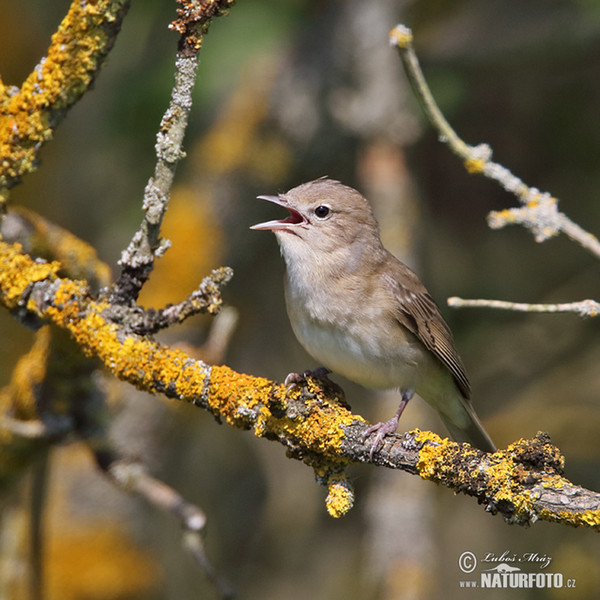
<box><xmin>106</xmin><ymin>459</ymin><xmax>234</xmax><ymax>599</ymax></box>
<box><xmin>389</xmin><ymin>24</ymin><xmax>600</xmax><ymax>259</ymax></box>
<box><xmin>0</xmin><ymin>414</ymin><xmax>73</xmax><ymax>440</ymax></box>
<box><xmin>448</xmin><ymin>297</ymin><xmax>600</xmax><ymax>317</ymax></box>
<box><xmin>131</xmin><ymin>267</ymin><xmax>234</xmax><ymax>335</ymax></box>
<box><xmin>112</xmin><ymin>53</ymin><xmax>199</xmax><ymax>302</ymax></box>
<box><xmin>112</xmin><ymin>0</ymin><xmax>235</xmax><ymax>304</ymax></box>
<box><xmin>30</xmin><ymin>453</ymin><xmax>50</xmax><ymax>600</ymax></box>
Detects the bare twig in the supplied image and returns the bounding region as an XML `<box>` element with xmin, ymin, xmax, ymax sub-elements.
<box><xmin>0</xmin><ymin>414</ymin><xmax>73</xmax><ymax>440</ymax></box>
<box><xmin>389</xmin><ymin>24</ymin><xmax>600</xmax><ymax>260</ymax></box>
<box><xmin>30</xmin><ymin>454</ymin><xmax>50</xmax><ymax>600</ymax></box>
<box><xmin>106</xmin><ymin>458</ymin><xmax>234</xmax><ymax>599</ymax></box>
<box><xmin>127</xmin><ymin>267</ymin><xmax>234</xmax><ymax>335</ymax></box>
<box><xmin>112</xmin><ymin>0</ymin><xmax>235</xmax><ymax>304</ymax></box>
<box><xmin>448</xmin><ymin>297</ymin><xmax>600</xmax><ymax>318</ymax></box>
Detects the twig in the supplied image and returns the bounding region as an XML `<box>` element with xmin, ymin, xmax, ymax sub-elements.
<box><xmin>105</xmin><ymin>266</ymin><xmax>233</xmax><ymax>336</ymax></box>
<box><xmin>106</xmin><ymin>458</ymin><xmax>234</xmax><ymax>599</ymax></box>
<box><xmin>389</xmin><ymin>24</ymin><xmax>600</xmax><ymax>259</ymax></box>
<box><xmin>448</xmin><ymin>297</ymin><xmax>600</xmax><ymax>318</ymax></box>
<box><xmin>30</xmin><ymin>453</ymin><xmax>50</xmax><ymax>600</ymax></box>
<box><xmin>112</xmin><ymin>0</ymin><xmax>235</xmax><ymax>304</ymax></box>
<box><xmin>112</xmin><ymin>57</ymin><xmax>197</xmax><ymax>302</ymax></box>
<box><xmin>128</xmin><ymin>267</ymin><xmax>234</xmax><ymax>335</ymax></box>
<box><xmin>0</xmin><ymin>414</ymin><xmax>73</xmax><ymax>439</ymax></box>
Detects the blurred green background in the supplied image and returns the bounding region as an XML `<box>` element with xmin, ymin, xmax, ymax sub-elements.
<box><xmin>1</xmin><ymin>1</ymin><xmax>600</xmax><ymax>599</ymax></box>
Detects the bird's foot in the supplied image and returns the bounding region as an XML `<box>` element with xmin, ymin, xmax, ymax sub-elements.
<box><xmin>284</xmin><ymin>367</ymin><xmax>344</xmax><ymax>396</ymax></box>
<box><xmin>362</xmin><ymin>393</ymin><xmax>411</xmax><ymax>460</ymax></box>
<box><xmin>363</xmin><ymin>416</ymin><xmax>401</xmax><ymax>461</ymax></box>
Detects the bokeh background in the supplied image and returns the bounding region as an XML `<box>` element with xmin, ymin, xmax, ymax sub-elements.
<box><xmin>1</xmin><ymin>0</ymin><xmax>600</xmax><ymax>598</ymax></box>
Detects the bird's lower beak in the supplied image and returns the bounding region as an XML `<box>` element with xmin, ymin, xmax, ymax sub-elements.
<box><xmin>250</xmin><ymin>195</ymin><xmax>306</xmax><ymax>231</ymax></box>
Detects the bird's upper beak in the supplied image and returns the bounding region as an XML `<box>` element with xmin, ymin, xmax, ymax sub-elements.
<box><xmin>250</xmin><ymin>195</ymin><xmax>307</xmax><ymax>232</ymax></box>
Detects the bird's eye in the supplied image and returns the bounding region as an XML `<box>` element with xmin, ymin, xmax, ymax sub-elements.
<box><xmin>314</xmin><ymin>205</ymin><xmax>330</xmax><ymax>219</ymax></box>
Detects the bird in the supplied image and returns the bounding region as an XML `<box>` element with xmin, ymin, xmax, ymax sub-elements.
<box><xmin>251</xmin><ymin>177</ymin><xmax>495</xmax><ymax>456</ymax></box>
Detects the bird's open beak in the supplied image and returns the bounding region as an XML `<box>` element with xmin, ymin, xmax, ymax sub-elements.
<box><xmin>250</xmin><ymin>195</ymin><xmax>307</xmax><ymax>232</ymax></box>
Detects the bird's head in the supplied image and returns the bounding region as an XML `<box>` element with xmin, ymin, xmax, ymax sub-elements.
<box><xmin>251</xmin><ymin>178</ymin><xmax>382</xmax><ymax>264</ymax></box>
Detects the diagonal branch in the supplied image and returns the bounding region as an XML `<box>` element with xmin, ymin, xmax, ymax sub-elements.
<box><xmin>389</xmin><ymin>24</ymin><xmax>600</xmax><ymax>260</ymax></box>
<box><xmin>0</xmin><ymin>0</ymin><xmax>131</xmax><ymax>206</ymax></box>
<box><xmin>2</xmin><ymin>240</ymin><xmax>600</xmax><ymax>528</ymax></box>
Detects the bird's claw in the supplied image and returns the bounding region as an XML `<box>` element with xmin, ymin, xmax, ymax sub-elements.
<box><xmin>363</xmin><ymin>417</ymin><xmax>401</xmax><ymax>461</ymax></box>
<box><xmin>284</xmin><ymin>367</ymin><xmax>344</xmax><ymax>396</ymax></box>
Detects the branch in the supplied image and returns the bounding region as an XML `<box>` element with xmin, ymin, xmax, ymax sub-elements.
<box><xmin>102</xmin><ymin>455</ymin><xmax>234</xmax><ymax>599</ymax></box>
<box><xmin>0</xmin><ymin>0</ymin><xmax>131</xmax><ymax>206</ymax></box>
<box><xmin>2</xmin><ymin>241</ymin><xmax>599</xmax><ymax>528</ymax></box>
<box><xmin>1</xmin><ymin>207</ymin><xmax>111</xmax><ymax>290</ymax></box>
<box><xmin>389</xmin><ymin>24</ymin><xmax>600</xmax><ymax>260</ymax></box>
<box><xmin>112</xmin><ymin>0</ymin><xmax>236</xmax><ymax>303</ymax></box>
<box><xmin>448</xmin><ymin>297</ymin><xmax>600</xmax><ymax>318</ymax></box>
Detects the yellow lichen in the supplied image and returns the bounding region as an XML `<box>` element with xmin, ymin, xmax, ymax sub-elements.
<box><xmin>389</xmin><ymin>25</ymin><xmax>413</xmax><ymax>48</ymax></box>
<box><xmin>541</xmin><ymin>508</ymin><xmax>600</xmax><ymax>529</ymax></box>
<box><xmin>0</xmin><ymin>0</ymin><xmax>129</xmax><ymax>196</ymax></box>
<box><xmin>0</xmin><ymin>242</ymin><xmax>61</xmax><ymax>306</ymax></box>
<box><xmin>10</xmin><ymin>207</ymin><xmax>112</xmax><ymax>288</ymax></box>
<box><xmin>1</xmin><ymin>327</ymin><xmax>51</xmax><ymax>421</ymax></box>
<box><xmin>325</xmin><ymin>473</ymin><xmax>354</xmax><ymax>518</ymax></box>
<box><xmin>464</xmin><ymin>158</ymin><xmax>485</xmax><ymax>173</ymax></box>
<box><xmin>414</xmin><ymin>429</ymin><xmax>456</xmax><ymax>480</ymax></box>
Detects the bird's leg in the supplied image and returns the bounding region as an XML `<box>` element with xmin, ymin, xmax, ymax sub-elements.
<box><xmin>363</xmin><ymin>390</ymin><xmax>414</xmax><ymax>460</ymax></box>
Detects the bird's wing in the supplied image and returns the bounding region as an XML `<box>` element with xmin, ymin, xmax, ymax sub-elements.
<box><xmin>383</xmin><ymin>261</ymin><xmax>471</xmax><ymax>399</ymax></box>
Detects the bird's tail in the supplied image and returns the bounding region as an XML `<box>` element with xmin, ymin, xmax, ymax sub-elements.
<box><xmin>439</xmin><ymin>396</ymin><xmax>496</xmax><ymax>453</ymax></box>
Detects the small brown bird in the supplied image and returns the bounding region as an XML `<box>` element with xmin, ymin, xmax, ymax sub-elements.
<box><xmin>251</xmin><ymin>178</ymin><xmax>495</xmax><ymax>456</ymax></box>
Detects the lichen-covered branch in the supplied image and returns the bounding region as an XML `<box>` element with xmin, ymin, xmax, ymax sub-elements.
<box><xmin>2</xmin><ymin>240</ymin><xmax>600</xmax><ymax>527</ymax></box>
<box><xmin>0</xmin><ymin>0</ymin><xmax>131</xmax><ymax>206</ymax></box>
<box><xmin>1</xmin><ymin>207</ymin><xmax>111</xmax><ymax>290</ymax></box>
<box><xmin>351</xmin><ymin>429</ymin><xmax>600</xmax><ymax>529</ymax></box>
<box><xmin>112</xmin><ymin>0</ymin><xmax>236</xmax><ymax>303</ymax></box>
<box><xmin>389</xmin><ymin>24</ymin><xmax>600</xmax><ymax>261</ymax></box>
